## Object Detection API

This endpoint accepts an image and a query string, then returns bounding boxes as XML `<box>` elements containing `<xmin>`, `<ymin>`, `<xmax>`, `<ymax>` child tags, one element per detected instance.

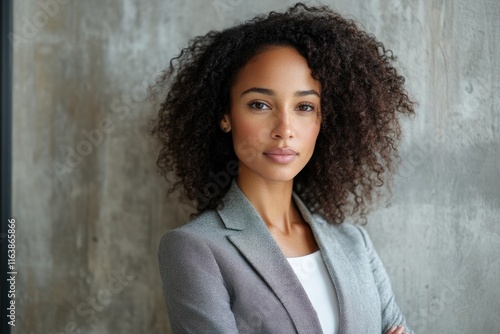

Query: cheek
<box><xmin>232</xmin><ymin>116</ymin><xmax>269</xmax><ymax>147</ymax></box>
<box><xmin>231</xmin><ymin>117</ymin><xmax>265</xmax><ymax>162</ymax></box>
<box><xmin>303</xmin><ymin>123</ymin><xmax>321</xmax><ymax>147</ymax></box>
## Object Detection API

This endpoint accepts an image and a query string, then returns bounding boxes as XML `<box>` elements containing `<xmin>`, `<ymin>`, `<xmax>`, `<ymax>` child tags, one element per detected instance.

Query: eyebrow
<box><xmin>240</xmin><ymin>87</ymin><xmax>320</xmax><ymax>98</ymax></box>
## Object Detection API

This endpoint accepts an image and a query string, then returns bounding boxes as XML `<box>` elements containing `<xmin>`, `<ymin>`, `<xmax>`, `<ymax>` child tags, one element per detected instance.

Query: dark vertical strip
<box><xmin>1</xmin><ymin>0</ymin><xmax>13</xmax><ymax>333</ymax></box>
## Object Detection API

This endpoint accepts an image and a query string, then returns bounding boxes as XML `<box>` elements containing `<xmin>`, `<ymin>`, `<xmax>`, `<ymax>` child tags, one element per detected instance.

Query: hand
<box><xmin>386</xmin><ymin>325</ymin><xmax>408</xmax><ymax>334</ymax></box>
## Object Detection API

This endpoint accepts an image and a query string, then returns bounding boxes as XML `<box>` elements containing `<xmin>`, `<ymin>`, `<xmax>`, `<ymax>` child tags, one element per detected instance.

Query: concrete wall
<box><xmin>11</xmin><ymin>0</ymin><xmax>499</xmax><ymax>333</ymax></box>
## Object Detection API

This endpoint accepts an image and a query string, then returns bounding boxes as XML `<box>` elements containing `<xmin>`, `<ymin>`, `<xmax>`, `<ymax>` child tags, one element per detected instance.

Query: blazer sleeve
<box><xmin>158</xmin><ymin>229</ymin><xmax>239</xmax><ymax>334</ymax></box>
<box><xmin>356</xmin><ymin>226</ymin><xmax>415</xmax><ymax>334</ymax></box>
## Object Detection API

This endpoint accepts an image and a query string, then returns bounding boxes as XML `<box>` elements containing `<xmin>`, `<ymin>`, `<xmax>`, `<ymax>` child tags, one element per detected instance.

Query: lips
<box><xmin>263</xmin><ymin>147</ymin><xmax>298</xmax><ymax>164</ymax></box>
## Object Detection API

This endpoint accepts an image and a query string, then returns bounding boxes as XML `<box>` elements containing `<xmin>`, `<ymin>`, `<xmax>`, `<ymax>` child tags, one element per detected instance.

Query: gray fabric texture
<box><xmin>158</xmin><ymin>180</ymin><xmax>413</xmax><ymax>334</ymax></box>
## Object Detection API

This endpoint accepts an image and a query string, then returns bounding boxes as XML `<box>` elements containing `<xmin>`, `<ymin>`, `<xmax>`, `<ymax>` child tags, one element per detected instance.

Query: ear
<box><xmin>219</xmin><ymin>114</ymin><xmax>232</xmax><ymax>133</ymax></box>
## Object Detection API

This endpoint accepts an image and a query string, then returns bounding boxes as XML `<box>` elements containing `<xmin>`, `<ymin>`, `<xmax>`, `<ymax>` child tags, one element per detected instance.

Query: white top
<box><xmin>287</xmin><ymin>250</ymin><xmax>340</xmax><ymax>334</ymax></box>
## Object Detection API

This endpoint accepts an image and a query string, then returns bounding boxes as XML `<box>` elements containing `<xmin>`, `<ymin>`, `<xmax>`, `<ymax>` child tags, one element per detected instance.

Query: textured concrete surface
<box><xmin>11</xmin><ymin>0</ymin><xmax>499</xmax><ymax>333</ymax></box>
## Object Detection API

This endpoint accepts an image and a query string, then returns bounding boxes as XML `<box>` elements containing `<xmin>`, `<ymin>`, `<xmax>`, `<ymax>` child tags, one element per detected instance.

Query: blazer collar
<box><xmin>216</xmin><ymin>180</ymin><xmax>323</xmax><ymax>333</ymax></box>
<box><xmin>293</xmin><ymin>191</ymin><xmax>366</xmax><ymax>333</ymax></box>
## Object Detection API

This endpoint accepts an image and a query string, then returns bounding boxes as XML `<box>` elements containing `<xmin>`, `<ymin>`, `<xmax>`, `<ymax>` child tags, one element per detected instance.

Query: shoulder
<box><xmin>166</xmin><ymin>209</ymin><xmax>223</xmax><ymax>234</ymax></box>
<box><xmin>158</xmin><ymin>209</ymin><xmax>228</xmax><ymax>256</ymax></box>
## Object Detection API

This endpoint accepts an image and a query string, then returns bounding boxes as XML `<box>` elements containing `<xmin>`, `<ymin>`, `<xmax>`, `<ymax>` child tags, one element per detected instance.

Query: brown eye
<box><xmin>248</xmin><ymin>101</ymin><xmax>270</xmax><ymax>110</ymax></box>
<box><xmin>297</xmin><ymin>103</ymin><xmax>315</xmax><ymax>112</ymax></box>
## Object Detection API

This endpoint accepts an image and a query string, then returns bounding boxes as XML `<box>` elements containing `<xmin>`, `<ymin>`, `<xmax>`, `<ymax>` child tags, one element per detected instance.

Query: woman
<box><xmin>153</xmin><ymin>3</ymin><xmax>415</xmax><ymax>333</ymax></box>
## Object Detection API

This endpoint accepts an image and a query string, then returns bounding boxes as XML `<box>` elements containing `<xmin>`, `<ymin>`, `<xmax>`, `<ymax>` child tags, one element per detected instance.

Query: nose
<box><xmin>271</xmin><ymin>111</ymin><xmax>295</xmax><ymax>139</ymax></box>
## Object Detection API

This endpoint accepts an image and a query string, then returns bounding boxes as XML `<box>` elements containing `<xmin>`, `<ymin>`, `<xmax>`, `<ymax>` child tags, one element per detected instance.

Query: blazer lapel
<box><xmin>293</xmin><ymin>192</ymin><xmax>366</xmax><ymax>334</ymax></box>
<box><xmin>217</xmin><ymin>181</ymin><xmax>323</xmax><ymax>334</ymax></box>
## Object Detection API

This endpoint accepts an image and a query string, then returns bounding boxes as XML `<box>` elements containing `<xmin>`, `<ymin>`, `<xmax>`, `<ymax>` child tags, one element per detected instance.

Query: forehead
<box><xmin>231</xmin><ymin>46</ymin><xmax>321</xmax><ymax>94</ymax></box>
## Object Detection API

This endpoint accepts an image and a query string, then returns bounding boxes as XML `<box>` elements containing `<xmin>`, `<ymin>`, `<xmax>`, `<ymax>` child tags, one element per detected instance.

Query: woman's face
<box><xmin>224</xmin><ymin>46</ymin><xmax>321</xmax><ymax>184</ymax></box>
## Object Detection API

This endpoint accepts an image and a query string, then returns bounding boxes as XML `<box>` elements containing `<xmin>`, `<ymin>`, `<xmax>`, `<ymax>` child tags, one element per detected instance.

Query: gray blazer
<box><xmin>158</xmin><ymin>181</ymin><xmax>413</xmax><ymax>334</ymax></box>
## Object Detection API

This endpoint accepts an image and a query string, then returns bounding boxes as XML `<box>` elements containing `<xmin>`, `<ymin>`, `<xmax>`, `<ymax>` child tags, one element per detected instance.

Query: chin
<box><xmin>238</xmin><ymin>158</ymin><xmax>309</xmax><ymax>183</ymax></box>
<box><xmin>257</xmin><ymin>167</ymin><xmax>303</xmax><ymax>183</ymax></box>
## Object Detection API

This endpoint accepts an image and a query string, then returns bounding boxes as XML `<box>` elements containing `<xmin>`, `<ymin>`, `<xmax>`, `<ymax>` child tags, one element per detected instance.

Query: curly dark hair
<box><xmin>151</xmin><ymin>2</ymin><xmax>415</xmax><ymax>224</ymax></box>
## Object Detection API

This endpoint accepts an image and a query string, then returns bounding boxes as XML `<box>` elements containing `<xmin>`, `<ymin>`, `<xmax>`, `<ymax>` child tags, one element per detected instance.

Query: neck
<box><xmin>236</xmin><ymin>175</ymin><xmax>300</xmax><ymax>233</ymax></box>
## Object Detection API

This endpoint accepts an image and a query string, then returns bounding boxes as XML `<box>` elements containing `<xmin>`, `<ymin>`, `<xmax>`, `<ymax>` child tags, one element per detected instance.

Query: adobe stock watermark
<box><xmin>50</xmin><ymin>266</ymin><xmax>136</xmax><ymax>334</ymax></box>
<box><xmin>213</xmin><ymin>0</ymin><xmax>243</xmax><ymax>21</ymax></box>
<box><xmin>405</xmin><ymin>215</ymin><xmax>491</xmax><ymax>332</ymax></box>
<box><xmin>397</xmin><ymin>73</ymin><xmax>492</xmax><ymax>180</ymax></box>
<box><xmin>407</xmin><ymin>278</ymin><xmax>467</xmax><ymax>332</ymax></box>
<box><xmin>174</xmin><ymin>159</ymin><xmax>239</xmax><ymax>221</ymax></box>
<box><xmin>51</xmin><ymin>63</ymin><xmax>162</xmax><ymax>182</ymax></box>
<box><xmin>8</xmin><ymin>0</ymin><xmax>71</xmax><ymax>52</ymax></box>
<box><xmin>175</xmin><ymin>124</ymin><xmax>277</xmax><ymax>220</ymax></box>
